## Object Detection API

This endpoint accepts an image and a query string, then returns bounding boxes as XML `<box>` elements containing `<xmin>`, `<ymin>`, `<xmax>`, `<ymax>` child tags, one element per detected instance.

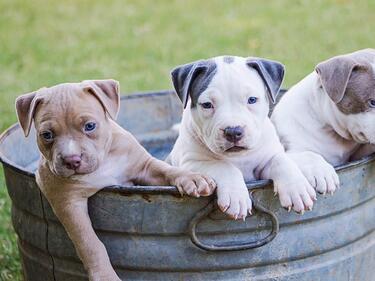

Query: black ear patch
<box><xmin>171</xmin><ymin>60</ymin><xmax>217</xmax><ymax>108</ymax></box>
<box><xmin>246</xmin><ymin>58</ymin><xmax>285</xmax><ymax>104</ymax></box>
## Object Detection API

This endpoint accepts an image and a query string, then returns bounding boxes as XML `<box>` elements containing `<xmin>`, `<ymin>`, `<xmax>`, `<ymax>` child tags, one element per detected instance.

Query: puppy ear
<box><xmin>246</xmin><ymin>58</ymin><xmax>285</xmax><ymax>104</ymax></box>
<box><xmin>171</xmin><ymin>60</ymin><xmax>211</xmax><ymax>108</ymax></box>
<box><xmin>82</xmin><ymin>79</ymin><xmax>120</xmax><ymax>120</ymax></box>
<box><xmin>15</xmin><ymin>91</ymin><xmax>42</xmax><ymax>137</ymax></box>
<box><xmin>315</xmin><ymin>57</ymin><xmax>359</xmax><ymax>103</ymax></box>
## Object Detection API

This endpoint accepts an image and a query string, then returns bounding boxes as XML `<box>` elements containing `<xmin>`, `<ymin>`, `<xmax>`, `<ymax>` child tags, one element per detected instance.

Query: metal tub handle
<box><xmin>188</xmin><ymin>188</ymin><xmax>279</xmax><ymax>251</ymax></box>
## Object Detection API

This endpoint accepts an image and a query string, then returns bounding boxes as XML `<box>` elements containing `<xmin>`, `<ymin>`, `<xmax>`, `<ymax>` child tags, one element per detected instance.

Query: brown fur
<box><xmin>15</xmin><ymin>80</ymin><xmax>216</xmax><ymax>281</ymax></box>
<box><xmin>315</xmin><ymin>48</ymin><xmax>375</xmax><ymax>114</ymax></box>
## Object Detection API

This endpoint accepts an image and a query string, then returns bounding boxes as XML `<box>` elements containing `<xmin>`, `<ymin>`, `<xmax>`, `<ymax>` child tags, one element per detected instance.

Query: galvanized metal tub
<box><xmin>1</xmin><ymin>90</ymin><xmax>375</xmax><ymax>281</ymax></box>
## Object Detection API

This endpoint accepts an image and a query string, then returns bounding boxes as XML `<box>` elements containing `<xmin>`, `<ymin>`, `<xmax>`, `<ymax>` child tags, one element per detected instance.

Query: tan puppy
<box><xmin>15</xmin><ymin>80</ymin><xmax>216</xmax><ymax>281</ymax></box>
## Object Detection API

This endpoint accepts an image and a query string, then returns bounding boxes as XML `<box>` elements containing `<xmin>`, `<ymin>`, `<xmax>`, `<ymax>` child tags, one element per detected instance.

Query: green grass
<box><xmin>1</xmin><ymin>0</ymin><xmax>375</xmax><ymax>279</ymax></box>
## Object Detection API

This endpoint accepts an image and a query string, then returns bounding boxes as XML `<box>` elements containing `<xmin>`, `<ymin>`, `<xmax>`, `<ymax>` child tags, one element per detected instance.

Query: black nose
<box><xmin>223</xmin><ymin>126</ymin><xmax>244</xmax><ymax>142</ymax></box>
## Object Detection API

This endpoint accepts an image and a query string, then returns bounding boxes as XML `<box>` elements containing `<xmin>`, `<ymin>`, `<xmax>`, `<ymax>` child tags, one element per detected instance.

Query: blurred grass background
<box><xmin>1</xmin><ymin>0</ymin><xmax>375</xmax><ymax>279</ymax></box>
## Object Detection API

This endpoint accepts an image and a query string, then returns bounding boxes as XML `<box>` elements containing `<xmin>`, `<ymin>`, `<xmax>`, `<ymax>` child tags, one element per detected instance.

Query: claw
<box><xmin>308</xmin><ymin>205</ymin><xmax>313</xmax><ymax>211</ymax></box>
<box><xmin>220</xmin><ymin>205</ymin><xmax>229</xmax><ymax>212</ymax></box>
<box><xmin>287</xmin><ymin>206</ymin><xmax>292</xmax><ymax>212</ymax></box>
<box><xmin>300</xmin><ymin>210</ymin><xmax>305</xmax><ymax>215</ymax></box>
<box><xmin>176</xmin><ymin>186</ymin><xmax>184</xmax><ymax>197</ymax></box>
<box><xmin>274</xmin><ymin>191</ymin><xmax>278</xmax><ymax>197</ymax></box>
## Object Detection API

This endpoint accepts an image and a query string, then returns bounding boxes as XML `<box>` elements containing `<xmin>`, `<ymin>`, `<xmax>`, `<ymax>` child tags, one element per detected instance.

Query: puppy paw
<box><xmin>217</xmin><ymin>186</ymin><xmax>252</xmax><ymax>220</ymax></box>
<box><xmin>174</xmin><ymin>173</ymin><xmax>216</xmax><ymax>197</ymax></box>
<box><xmin>275</xmin><ymin>176</ymin><xmax>316</xmax><ymax>214</ymax></box>
<box><xmin>301</xmin><ymin>161</ymin><xmax>339</xmax><ymax>195</ymax></box>
<box><xmin>290</xmin><ymin>152</ymin><xmax>340</xmax><ymax>196</ymax></box>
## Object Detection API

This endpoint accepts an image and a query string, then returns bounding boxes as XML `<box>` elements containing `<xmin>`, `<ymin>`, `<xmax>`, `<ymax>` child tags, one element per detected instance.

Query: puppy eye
<box><xmin>201</xmin><ymin>102</ymin><xmax>214</xmax><ymax>109</ymax></box>
<box><xmin>40</xmin><ymin>131</ymin><xmax>54</xmax><ymax>141</ymax></box>
<box><xmin>248</xmin><ymin>97</ymin><xmax>258</xmax><ymax>104</ymax></box>
<box><xmin>84</xmin><ymin>122</ymin><xmax>96</xmax><ymax>132</ymax></box>
<box><xmin>368</xmin><ymin>99</ymin><xmax>375</xmax><ymax>108</ymax></box>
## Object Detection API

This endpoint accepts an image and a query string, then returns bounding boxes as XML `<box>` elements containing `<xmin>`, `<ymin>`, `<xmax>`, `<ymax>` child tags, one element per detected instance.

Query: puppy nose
<box><xmin>223</xmin><ymin>126</ymin><xmax>244</xmax><ymax>142</ymax></box>
<box><xmin>63</xmin><ymin>155</ymin><xmax>82</xmax><ymax>170</ymax></box>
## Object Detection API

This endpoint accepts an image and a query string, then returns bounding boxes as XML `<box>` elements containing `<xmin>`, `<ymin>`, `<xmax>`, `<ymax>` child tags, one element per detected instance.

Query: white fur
<box><xmin>65</xmin><ymin>139</ymin><xmax>81</xmax><ymax>157</ymax></box>
<box><xmin>272</xmin><ymin>72</ymin><xmax>375</xmax><ymax>195</ymax></box>
<box><xmin>170</xmin><ymin>57</ymin><xmax>316</xmax><ymax>219</ymax></box>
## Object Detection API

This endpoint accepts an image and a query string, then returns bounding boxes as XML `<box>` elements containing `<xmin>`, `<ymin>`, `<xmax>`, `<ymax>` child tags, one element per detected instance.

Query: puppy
<box><xmin>272</xmin><ymin>49</ymin><xmax>375</xmax><ymax>195</ymax></box>
<box><xmin>15</xmin><ymin>80</ymin><xmax>216</xmax><ymax>281</ymax></box>
<box><xmin>168</xmin><ymin>56</ymin><xmax>316</xmax><ymax>220</ymax></box>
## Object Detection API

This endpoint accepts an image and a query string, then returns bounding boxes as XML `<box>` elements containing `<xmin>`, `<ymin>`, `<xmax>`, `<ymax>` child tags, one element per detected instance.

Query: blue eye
<box><xmin>369</xmin><ymin>99</ymin><xmax>375</xmax><ymax>108</ymax></box>
<box><xmin>248</xmin><ymin>97</ymin><xmax>258</xmax><ymax>104</ymax></box>
<box><xmin>84</xmin><ymin>122</ymin><xmax>96</xmax><ymax>132</ymax></box>
<box><xmin>41</xmin><ymin>131</ymin><xmax>54</xmax><ymax>141</ymax></box>
<box><xmin>201</xmin><ymin>102</ymin><xmax>214</xmax><ymax>109</ymax></box>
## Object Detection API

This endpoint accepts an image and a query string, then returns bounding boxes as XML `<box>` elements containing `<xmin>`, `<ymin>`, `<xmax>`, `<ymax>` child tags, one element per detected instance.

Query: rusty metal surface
<box><xmin>0</xmin><ymin>90</ymin><xmax>375</xmax><ymax>281</ymax></box>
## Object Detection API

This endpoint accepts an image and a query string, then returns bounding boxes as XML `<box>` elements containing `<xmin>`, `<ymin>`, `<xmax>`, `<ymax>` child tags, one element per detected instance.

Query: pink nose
<box><xmin>63</xmin><ymin>155</ymin><xmax>82</xmax><ymax>170</ymax></box>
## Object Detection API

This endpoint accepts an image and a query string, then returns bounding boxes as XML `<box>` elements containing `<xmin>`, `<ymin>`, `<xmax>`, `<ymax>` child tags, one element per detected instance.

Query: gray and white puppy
<box><xmin>272</xmin><ymin>49</ymin><xmax>375</xmax><ymax>195</ymax></box>
<box><xmin>168</xmin><ymin>56</ymin><xmax>317</xmax><ymax>220</ymax></box>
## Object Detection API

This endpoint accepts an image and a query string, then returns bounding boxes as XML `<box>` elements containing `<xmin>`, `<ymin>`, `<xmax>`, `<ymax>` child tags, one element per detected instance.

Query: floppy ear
<box><xmin>246</xmin><ymin>58</ymin><xmax>285</xmax><ymax>104</ymax></box>
<box><xmin>82</xmin><ymin>79</ymin><xmax>120</xmax><ymax>120</ymax></box>
<box><xmin>315</xmin><ymin>57</ymin><xmax>359</xmax><ymax>103</ymax></box>
<box><xmin>15</xmin><ymin>91</ymin><xmax>43</xmax><ymax>137</ymax></box>
<box><xmin>171</xmin><ymin>60</ymin><xmax>209</xmax><ymax>108</ymax></box>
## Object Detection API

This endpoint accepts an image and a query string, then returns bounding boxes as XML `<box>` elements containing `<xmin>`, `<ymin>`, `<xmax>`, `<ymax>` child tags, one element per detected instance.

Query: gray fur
<box><xmin>223</xmin><ymin>56</ymin><xmax>235</xmax><ymax>64</ymax></box>
<box><xmin>171</xmin><ymin>60</ymin><xmax>217</xmax><ymax>108</ymax></box>
<box><xmin>315</xmin><ymin>49</ymin><xmax>375</xmax><ymax>114</ymax></box>
<box><xmin>246</xmin><ymin>58</ymin><xmax>285</xmax><ymax>104</ymax></box>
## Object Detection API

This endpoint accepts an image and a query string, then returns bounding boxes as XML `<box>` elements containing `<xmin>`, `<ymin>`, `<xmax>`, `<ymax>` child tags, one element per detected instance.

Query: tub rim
<box><xmin>1</xmin><ymin>91</ymin><xmax>374</xmax><ymax>196</ymax></box>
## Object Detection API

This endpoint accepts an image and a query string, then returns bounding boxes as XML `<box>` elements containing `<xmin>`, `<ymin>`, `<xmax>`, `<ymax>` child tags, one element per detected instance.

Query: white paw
<box><xmin>175</xmin><ymin>173</ymin><xmax>217</xmax><ymax>197</ymax></box>
<box><xmin>301</xmin><ymin>162</ymin><xmax>340</xmax><ymax>195</ymax></box>
<box><xmin>275</xmin><ymin>176</ymin><xmax>316</xmax><ymax>214</ymax></box>
<box><xmin>217</xmin><ymin>185</ymin><xmax>252</xmax><ymax>220</ymax></box>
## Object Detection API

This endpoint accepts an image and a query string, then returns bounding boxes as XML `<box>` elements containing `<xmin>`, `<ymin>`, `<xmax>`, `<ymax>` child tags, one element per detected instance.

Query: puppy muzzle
<box><xmin>51</xmin><ymin>153</ymin><xmax>99</xmax><ymax>177</ymax></box>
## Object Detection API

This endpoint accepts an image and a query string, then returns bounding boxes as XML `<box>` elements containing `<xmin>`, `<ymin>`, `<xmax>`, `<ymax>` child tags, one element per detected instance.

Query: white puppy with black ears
<box><xmin>168</xmin><ymin>56</ymin><xmax>317</xmax><ymax>219</ymax></box>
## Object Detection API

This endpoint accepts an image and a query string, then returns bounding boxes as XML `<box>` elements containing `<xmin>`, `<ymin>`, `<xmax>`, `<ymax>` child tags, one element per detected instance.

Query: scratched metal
<box><xmin>0</xmin><ymin>90</ymin><xmax>374</xmax><ymax>281</ymax></box>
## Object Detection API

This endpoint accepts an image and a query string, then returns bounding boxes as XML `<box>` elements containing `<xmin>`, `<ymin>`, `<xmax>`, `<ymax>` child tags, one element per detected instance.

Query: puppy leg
<box><xmin>123</xmin><ymin>133</ymin><xmax>216</xmax><ymax>197</ymax></box>
<box><xmin>180</xmin><ymin>160</ymin><xmax>252</xmax><ymax>220</ymax></box>
<box><xmin>51</xmin><ymin>197</ymin><xmax>121</xmax><ymax>281</ymax></box>
<box><xmin>262</xmin><ymin>153</ymin><xmax>316</xmax><ymax>213</ymax></box>
<box><xmin>288</xmin><ymin>151</ymin><xmax>340</xmax><ymax>195</ymax></box>
<box><xmin>139</xmin><ymin>157</ymin><xmax>217</xmax><ymax>197</ymax></box>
